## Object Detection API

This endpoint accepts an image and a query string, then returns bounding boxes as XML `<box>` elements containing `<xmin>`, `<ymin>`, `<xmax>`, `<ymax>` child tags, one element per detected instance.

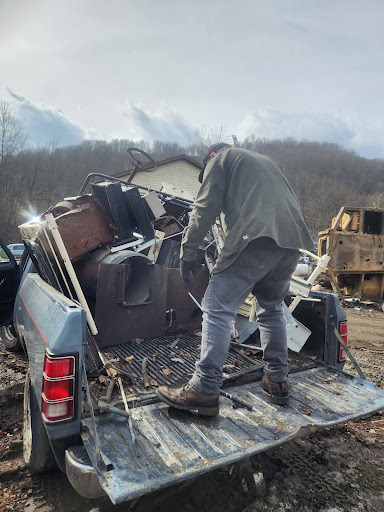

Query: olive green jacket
<box><xmin>180</xmin><ymin>148</ymin><xmax>315</xmax><ymax>273</ymax></box>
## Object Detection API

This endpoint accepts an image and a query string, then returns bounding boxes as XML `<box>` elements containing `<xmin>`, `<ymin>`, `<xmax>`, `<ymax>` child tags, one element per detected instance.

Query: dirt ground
<box><xmin>1</xmin><ymin>306</ymin><xmax>383</xmax><ymax>512</ymax></box>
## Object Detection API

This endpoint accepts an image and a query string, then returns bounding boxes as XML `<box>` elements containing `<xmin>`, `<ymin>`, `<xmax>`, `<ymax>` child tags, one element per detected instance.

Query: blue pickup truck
<box><xmin>1</xmin><ymin>175</ymin><xmax>384</xmax><ymax>506</ymax></box>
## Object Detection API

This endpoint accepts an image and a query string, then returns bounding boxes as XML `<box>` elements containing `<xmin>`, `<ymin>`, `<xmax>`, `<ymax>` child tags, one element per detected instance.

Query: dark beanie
<box><xmin>198</xmin><ymin>143</ymin><xmax>231</xmax><ymax>183</ymax></box>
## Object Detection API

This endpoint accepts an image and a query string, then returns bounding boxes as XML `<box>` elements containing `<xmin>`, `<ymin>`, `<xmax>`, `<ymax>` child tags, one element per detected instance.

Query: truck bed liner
<box><xmin>81</xmin><ymin>367</ymin><xmax>384</xmax><ymax>504</ymax></box>
<box><xmin>98</xmin><ymin>332</ymin><xmax>317</xmax><ymax>389</ymax></box>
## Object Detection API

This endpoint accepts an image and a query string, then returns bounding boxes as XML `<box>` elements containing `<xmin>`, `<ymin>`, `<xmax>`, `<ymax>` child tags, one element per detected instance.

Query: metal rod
<box><xmin>299</xmin><ymin>249</ymin><xmax>320</xmax><ymax>262</ymax></box>
<box><xmin>230</xmin><ymin>342</ymin><xmax>263</xmax><ymax>352</ymax></box>
<box><xmin>188</xmin><ymin>292</ymin><xmax>203</xmax><ymax>311</ymax></box>
<box><xmin>331</xmin><ymin>324</ymin><xmax>366</xmax><ymax>379</ymax></box>
<box><xmin>142</xmin><ymin>357</ymin><xmax>150</xmax><ymax>389</ymax></box>
<box><xmin>118</xmin><ymin>376</ymin><xmax>139</xmax><ymax>456</ymax></box>
<box><xmin>98</xmin><ymin>400</ymin><xmax>130</xmax><ymax>418</ymax></box>
<box><xmin>230</xmin><ymin>344</ymin><xmax>260</xmax><ymax>365</ymax></box>
<box><xmin>219</xmin><ymin>390</ymin><xmax>255</xmax><ymax>411</ymax></box>
<box><xmin>118</xmin><ymin>376</ymin><xmax>130</xmax><ymax>412</ymax></box>
<box><xmin>82</xmin><ymin>359</ymin><xmax>101</xmax><ymax>464</ymax></box>
<box><xmin>105</xmin><ymin>379</ymin><xmax>115</xmax><ymax>402</ymax></box>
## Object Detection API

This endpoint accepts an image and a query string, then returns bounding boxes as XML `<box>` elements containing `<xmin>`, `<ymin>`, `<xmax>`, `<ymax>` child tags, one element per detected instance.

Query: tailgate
<box><xmin>81</xmin><ymin>368</ymin><xmax>384</xmax><ymax>504</ymax></box>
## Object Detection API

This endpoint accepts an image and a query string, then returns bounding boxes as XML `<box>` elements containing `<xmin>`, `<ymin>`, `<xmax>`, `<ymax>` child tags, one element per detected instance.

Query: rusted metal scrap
<box><xmin>318</xmin><ymin>206</ymin><xmax>384</xmax><ymax>303</ymax></box>
<box><xmin>219</xmin><ymin>390</ymin><xmax>255</xmax><ymax>411</ymax></box>
<box><xmin>142</xmin><ymin>357</ymin><xmax>150</xmax><ymax>389</ymax></box>
<box><xmin>50</xmin><ymin>196</ymin><xmax>115</xmax><ymax>261</ymax></box>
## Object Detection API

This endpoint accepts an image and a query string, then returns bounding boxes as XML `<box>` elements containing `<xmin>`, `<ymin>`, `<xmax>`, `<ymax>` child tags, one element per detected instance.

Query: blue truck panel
<box><xmin>15</xmin><ymin>273</ymin><xmax>85</xmax><ymax>440</ymax></box>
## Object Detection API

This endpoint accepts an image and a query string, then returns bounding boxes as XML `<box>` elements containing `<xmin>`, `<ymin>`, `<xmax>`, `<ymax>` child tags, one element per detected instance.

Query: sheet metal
<box><xmin>95</xmin><ymin>263</ymin><xmax>168</xmax><ymax>347</ymax></box>
<box><xmin>50</xmin><ymin>196</ymin><xmax>115</xmax><ymax>261</ymax></box>
<box><xmin>166</xmin><ymin>268</ymin><xmax>209</xmax><ymax>332</ymax></box>
<box><xmin>81</xmin><ymin>367</ymin><xmax>384</xmax><ymax>504</ymax></box>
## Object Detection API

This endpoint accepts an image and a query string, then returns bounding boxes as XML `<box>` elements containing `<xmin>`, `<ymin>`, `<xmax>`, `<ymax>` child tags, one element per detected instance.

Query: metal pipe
<box><xmin>299</xmin><ymin>249</ymin><xmax>320</xmax><ymax>262</ymax></box>
<box><xmin>117</xmin><ymin>376</ymin><xmax>138</xmax><ymax>456</ymax></box>
<box><xmin>98</xmin><ymin>400</ymin><xmax>130</xmax><ymax>418</ymax></box>
<box><xmin>219</xmin><ymin>390</ymin><xmax>255</xmax><ymax>411</ymax></box>
<box><xmin>188</xmin><ymin>292</ymin><xmax>203</xmax><ymax>311</ymax></box>
<box><xmin>331</xmin><ymin>324</ymin><xmax>366</xmax><ymax>379</ymax></box>
<box><xmin>230</xmin><ymin>342</ymin><xmax>263</xmax><ymax>352</ymax></box>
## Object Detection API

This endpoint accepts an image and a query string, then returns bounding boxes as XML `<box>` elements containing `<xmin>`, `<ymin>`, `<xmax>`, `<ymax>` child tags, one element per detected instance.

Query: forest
<box><xmin>1</xmin><ymin>100</ymin><xmax>383</xmax><ymax>244</ymax></box>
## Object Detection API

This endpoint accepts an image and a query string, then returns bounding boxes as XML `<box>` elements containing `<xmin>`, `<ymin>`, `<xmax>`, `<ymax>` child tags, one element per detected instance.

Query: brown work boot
<box><xmin>261</xmin><ymin>374</ymin><xmax>289</xmax><ymax>405</ymax></box>
<box><xmin>155</xmin><ymin>383</ymin><xmax>219</xmax><ymax>416</ymax></box>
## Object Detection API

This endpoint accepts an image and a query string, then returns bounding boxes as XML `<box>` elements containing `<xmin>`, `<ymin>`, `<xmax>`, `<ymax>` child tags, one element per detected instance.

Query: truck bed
<box><xmin>81</xmin><ymin>366</ymin><xmax>384</xmax><ymax>504</ymax></box>
<box><xmin>96</xmin><ymin>332</ymin><xmax>318</xmax><ymax>391</ymax></box>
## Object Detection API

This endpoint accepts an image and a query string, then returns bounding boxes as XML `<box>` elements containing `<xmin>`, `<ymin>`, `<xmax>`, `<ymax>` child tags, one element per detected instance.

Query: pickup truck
<box><xmin>1</xmin><ymin>171</ymin><xmax>384</xmax><ymax>506</ymax></box>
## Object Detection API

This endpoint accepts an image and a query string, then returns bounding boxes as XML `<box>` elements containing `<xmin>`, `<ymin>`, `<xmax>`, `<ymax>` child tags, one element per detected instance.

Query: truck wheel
<box><xmin>0</xmin><ymin>325</ymin><xmax>22</xmax><ymax>352</ymax></box>
<box><xmin>23</xmin><ymin>371</ymin><xmax>55</xmax><ymax>472</ymax></box>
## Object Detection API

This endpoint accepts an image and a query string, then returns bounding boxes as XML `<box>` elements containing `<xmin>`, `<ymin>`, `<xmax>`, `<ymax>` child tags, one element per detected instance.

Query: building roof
<box><xmin>113</xmin><ymin>154</ymin><xmax>202</xmax><ymax>179</ymax></box>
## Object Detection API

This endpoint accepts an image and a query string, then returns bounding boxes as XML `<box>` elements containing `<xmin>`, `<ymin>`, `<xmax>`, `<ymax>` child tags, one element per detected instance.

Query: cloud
<box><xmin>237</xmin><ymin>107</ymin><xmax>384</xmax><ymax>159</ymax></box>
<box><xmin>121</xmin><ymin>101</ymin><xmax>192</xmax><ymax>144</ymax></box>
<box><xmin>3</xmin><ymin>88</ymin><xmax>85</xmax><ymax>147</ymax></box>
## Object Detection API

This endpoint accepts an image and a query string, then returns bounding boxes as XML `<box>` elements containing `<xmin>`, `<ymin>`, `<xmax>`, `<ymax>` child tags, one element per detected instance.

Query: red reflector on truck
<box><xmin>44</xmin><ymin>356</ymin><xmax>74</xmax><ymax>378</ymax></box>
<box><xmin>42</xmin><ymin>354</ymin><xmax>76</xmax><ymax>423</ymax></box>
<box><xmin>339</xmin><ymin>321</ymin><xmax>347</xmax><ymax>361</ymax></box>
<box><xmin>42</xmin><ymin>378</ymin><xmax>74</xmax><ymax>401</ymax></box>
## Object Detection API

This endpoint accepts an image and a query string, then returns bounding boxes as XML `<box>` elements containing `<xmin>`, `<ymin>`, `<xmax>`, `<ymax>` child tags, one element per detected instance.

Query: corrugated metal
<box><xmin>120</xmin><ymin>161</ymin><xmax>201</xmax><ymax>198</ymax></box>
<box><xmin>81</xmin><ymin>368</ymin><xmax>384</xmax><ymax>504</ymax></box>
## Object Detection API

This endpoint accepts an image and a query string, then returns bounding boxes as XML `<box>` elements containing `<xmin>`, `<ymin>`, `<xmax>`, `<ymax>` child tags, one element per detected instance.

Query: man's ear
<box><xmin>210</xmin><ymin>152</ymin><xmax>217</xmax><ymax>160</ymax></box>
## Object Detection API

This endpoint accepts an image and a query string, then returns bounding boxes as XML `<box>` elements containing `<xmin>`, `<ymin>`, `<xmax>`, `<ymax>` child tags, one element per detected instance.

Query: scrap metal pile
<box><xmin>19</xmin><ymin>177</ymin><xmax>212</xmax><ymax>348</ymax></box>
<box><xmin>318</xmin><ymin>206</ymin><xmax>384</xmax><ymax>308</ymax></box>
<box><xmin>18</xmin><ymin>168</ymin><xmax>328</xmax><ymax>399</ymax></box>
<box><xmin>18</xmin><ymin>175</ymin><xmax>280</xmax><ymax>398</ymax></box>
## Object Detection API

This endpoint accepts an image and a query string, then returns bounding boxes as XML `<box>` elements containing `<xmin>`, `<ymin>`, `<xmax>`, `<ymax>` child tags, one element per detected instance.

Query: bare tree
<box><xmin>0</xmin><ymin>101</ymin><xmax>27</xmax><ymax>168</ymax></box>
<box><xmin>187</xmin><ymin>124</ymin><xmax>230</xmax><ymax>156</ymax></box>
<box><xmin>0</xmin><ymin>101</ymin><xmax>28</xmax><ymax>241</ymax></box>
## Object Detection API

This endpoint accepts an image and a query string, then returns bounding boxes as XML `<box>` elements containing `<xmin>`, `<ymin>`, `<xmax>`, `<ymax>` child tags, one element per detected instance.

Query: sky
<box><xmin>1</xmin><ymin>0</ymin><xmax>384</xmax><ymax>158</ymax></box>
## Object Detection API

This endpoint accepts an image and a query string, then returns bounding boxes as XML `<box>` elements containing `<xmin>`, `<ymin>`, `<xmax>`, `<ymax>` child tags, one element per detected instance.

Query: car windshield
<box><xmin>0</xmin><ymin>246</ymin><xmax>10</xmax><ymax>263</ymax></box>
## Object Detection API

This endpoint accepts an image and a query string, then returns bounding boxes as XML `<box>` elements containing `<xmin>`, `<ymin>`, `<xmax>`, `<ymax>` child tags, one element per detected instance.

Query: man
<box><xmin>156</xmin><ymin>144</ymin><xmax>315</xmax><ymax>416</ymax></box>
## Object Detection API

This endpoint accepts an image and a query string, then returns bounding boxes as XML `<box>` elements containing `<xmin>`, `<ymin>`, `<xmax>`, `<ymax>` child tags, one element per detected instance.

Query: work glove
<box><xmin>180</xmin><ymin>259</ymin><xmax>196</xmax><ymax>286</ymax></box>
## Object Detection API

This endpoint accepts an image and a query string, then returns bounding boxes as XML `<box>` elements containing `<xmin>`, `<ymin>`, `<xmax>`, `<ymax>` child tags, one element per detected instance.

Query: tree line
<box><xmin>1</xmin><ymin>101</ymin><xmax>383</xmax><ymax>244</ymax></box>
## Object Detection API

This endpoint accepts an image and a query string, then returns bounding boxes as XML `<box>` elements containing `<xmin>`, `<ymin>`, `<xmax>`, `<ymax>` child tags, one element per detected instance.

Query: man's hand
<box><xmin>180</xmin><ymin>259</ymin><xmax>196</xmax><ymax>286</ymax></box>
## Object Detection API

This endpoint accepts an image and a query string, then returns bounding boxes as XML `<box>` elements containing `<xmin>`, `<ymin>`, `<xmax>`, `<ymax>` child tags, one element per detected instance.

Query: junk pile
<box><xmin>18</xmin><ymin>177</ymin><xmax>212</xmax><ymax>348</ymax></box>
<box><xmin>18</xmin><ymin>169</ymin><xmax>328</xmax><ymax>354</ymax></box>
<box><xmin>318</xmin><ymin>206</ymin><xmax>384</xmax><ymax>310</ymax></box>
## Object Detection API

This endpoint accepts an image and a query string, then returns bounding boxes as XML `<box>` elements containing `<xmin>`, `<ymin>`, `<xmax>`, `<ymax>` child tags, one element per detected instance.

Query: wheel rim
<box><xmin>3</xmin><ymin>325</ymin><xmax>16</xmax><ymax>341</ymax></box>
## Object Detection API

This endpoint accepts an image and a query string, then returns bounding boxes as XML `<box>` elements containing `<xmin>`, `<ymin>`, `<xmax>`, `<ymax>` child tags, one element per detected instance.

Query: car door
<box><xmin>0</xmin><ymin>237</ymin><xmax>19</xmax><ymax>326</ymax></box>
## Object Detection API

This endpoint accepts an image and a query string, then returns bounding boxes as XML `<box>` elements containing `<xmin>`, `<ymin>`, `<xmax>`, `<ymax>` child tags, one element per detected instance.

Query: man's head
<box><xmin>199</xmin><ymin>143</ymin><xmax>231</xmax><ymax>183</ymax></box>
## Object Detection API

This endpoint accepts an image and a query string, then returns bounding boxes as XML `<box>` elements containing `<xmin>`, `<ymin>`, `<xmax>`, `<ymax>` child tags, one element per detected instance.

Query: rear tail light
<box><xmin>338</xmin><ymin>321</ymin><xmax>347</xmax><ymax>362</ymax></box>
<box><xmin>42</xmin><ymin>354</ymin><xmax>75</xmax><ymax>423</ymax></box>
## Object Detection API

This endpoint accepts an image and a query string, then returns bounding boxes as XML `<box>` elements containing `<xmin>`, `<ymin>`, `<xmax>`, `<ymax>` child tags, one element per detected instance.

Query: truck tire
<box><xmin>23</xmin><ymin>371</ymin><xmax>55</xmax><ymax>472</ymax></box>
<box><xmin>0</xmin><ymin>325</ymin><xmax>22</xmax><ymax>352</ymax></box>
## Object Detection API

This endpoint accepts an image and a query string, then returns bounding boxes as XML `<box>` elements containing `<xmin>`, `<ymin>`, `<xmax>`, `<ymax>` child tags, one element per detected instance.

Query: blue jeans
<box><xmin>189</xmin><ymin>238</ymin><xmax>300</xmax><ymax>394</ymax></box>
